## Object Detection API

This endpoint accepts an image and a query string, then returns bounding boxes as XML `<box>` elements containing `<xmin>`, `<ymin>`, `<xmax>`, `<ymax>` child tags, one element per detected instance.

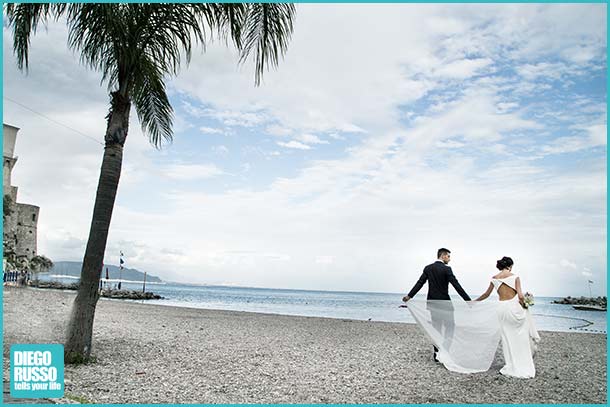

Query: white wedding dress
<box><xmin>492</xmin><ymin>274</ymin><xmax>540</xmax><ymax>378</ymax></box>
<box><xmin>406</xmin><ymin>274</ymin><xmax>540</xmax><ymax>378</ymax></box>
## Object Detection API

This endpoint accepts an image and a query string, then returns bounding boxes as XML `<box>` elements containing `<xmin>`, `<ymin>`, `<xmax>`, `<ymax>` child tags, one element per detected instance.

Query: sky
<box><xmin>2</xmin><ymin>4</ymin><xmax>607</xmax><ymax>297</ymax></box>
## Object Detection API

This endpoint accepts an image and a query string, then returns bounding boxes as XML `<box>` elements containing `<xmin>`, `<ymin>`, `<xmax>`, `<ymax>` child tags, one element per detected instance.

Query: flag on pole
<box><xmin>118</xmin><ymin>251</ymin><xmax>124</xmax><ymax>290</ymax></box>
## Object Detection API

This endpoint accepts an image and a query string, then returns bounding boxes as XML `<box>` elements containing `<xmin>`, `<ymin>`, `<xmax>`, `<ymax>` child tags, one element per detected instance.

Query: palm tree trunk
<box><xmin>64</xmin><ymin>92</ymin><xmax>130</xmax><ymax>364</ymax></box>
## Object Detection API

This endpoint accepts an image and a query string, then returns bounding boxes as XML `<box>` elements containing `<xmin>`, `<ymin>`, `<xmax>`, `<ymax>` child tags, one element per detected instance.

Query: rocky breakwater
<box><xmin>31</xmin><ymin>280</ymin><xmax>79</xmax><ymax>290</ymax></box>
<box><xmin>30</xmin><ymin>280</ymin><xmax>163</xmax><ymax>300</ymax></box>
<box><xmin>552</xmin><ymin>296</ymin><xmax>607</xmax><ymax>308</ymax></box>
<box><xmin>100</xmin><ymin>288</ymin><xmax>164</xmax><ymax>300</ymax></box>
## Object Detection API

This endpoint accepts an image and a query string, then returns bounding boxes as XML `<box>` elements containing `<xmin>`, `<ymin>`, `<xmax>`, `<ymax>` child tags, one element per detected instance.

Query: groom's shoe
<box><xmin>433</xmin><ymin>345</ymin><xmax>439</xmax><ymax>363</ymax></box>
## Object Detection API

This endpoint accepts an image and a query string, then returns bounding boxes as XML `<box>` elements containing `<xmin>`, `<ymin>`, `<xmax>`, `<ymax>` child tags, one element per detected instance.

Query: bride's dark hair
<box><xmin>496</xmin><ymin>256</ymin><xmax>514</xmax><ymax>270</ymax></box>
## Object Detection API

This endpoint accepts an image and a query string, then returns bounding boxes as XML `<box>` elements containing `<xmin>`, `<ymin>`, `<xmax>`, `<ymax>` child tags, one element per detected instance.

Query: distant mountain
<box><xmin>49</xmin><ymin>261</ymin><xmax>162</xmax><ymax>283</ymax></box>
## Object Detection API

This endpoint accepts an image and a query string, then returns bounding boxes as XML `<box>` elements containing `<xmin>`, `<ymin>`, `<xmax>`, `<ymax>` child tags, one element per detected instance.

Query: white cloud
<box><xmin>265</xmin><ymin>125</ymin><xmax>293</xmax><ymax>137</ymax></box>
<box><xmin>174</xmin><ymin>4</ymin><xmax>442</xmax><ymax>135</ymax></box>
<box><xmin>561</xmin><ymin>44</ymin><xmax>600</xmax><ymax>64</ymax></box>
<box><xmin>541</xmin><ymin>123</ymin><xmax>607</xmax><ymax>155</ymax></box>
<box><xmin>164</xmin><ymin>164</ymin><xmax>224</xmax><ymax>180</ymax></box>
<box><xmin>200</xmin><ymin>126</ymin><xmax>223</xmax><ymax>134</ymax></box>
<box><xmin>435</xmin><ymin>140</ymin><xmax>466</xmax><ymax>149</ymax></box>
<box><xmin>560</xmin><ymin>259</ymin><xmax>578</xmax><ymax>269</ymax></box>
<box><xmin>586</xmin><ymin>124</ymin><xmax>607</xmax><ymax>146</ymax></box>
<box><xmin>315</xmin><ymin>256</ymin><xmax>335</xmax><ymax>265</ymax></box>
<box><xmin>218</xmin><ymin>111</ymin><xmax>267</xmax><ymax>127</ymax></box>
<box><xmin>405</xmin><ymin>89</ymin><xmax>541</xmax><ymax>150</ymax></box>
<box><xmin>297</xmin><ymin>134</ymin><xmax>329</xmax><ymax>145</ymax></box>
<box><xmin>213</xmin><ymin>145</ymin><xmax>229</xmax><ymax>155</ymax></box>
<box><xmin>434</xmin><ymin>57</ymin><xmax>494</xmax><ymax>79</ymax></box>
<box><xmin>277</xmin><ymin>140</ymin><xmax>311</xmax><ymax>150</ymax></box>
<box><xmin>185</xmin><ymin>104</ymin><xmax>268</xmax><ymax>128</ymax></box>
<box><xmin>328</xmin><ymin>133</ymin><xmax>346</xmax><ymax>140</ymax></box>
<box><xmin>496</xmin><ymin>102</ymin><xmax>519</xmax><ymax>112</ymax></box>
<box><xmin>516</xmin><ymin>62</ymin><xmax>573</xmax><ymax>81</ymax></box>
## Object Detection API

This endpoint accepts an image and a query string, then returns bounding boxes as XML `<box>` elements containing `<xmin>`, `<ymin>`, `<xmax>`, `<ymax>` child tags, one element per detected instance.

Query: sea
<box><xmin>42</xmin><ymin>275</ymin><xmax>607</xmax><ymax>334</ymax></box>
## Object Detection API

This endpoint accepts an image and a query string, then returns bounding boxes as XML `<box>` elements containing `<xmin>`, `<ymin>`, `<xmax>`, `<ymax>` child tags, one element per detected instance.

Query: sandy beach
<box><xmin>2</xmin><ymin>286</ymin><xmax>606</xmax><ymax>404</ymax></box>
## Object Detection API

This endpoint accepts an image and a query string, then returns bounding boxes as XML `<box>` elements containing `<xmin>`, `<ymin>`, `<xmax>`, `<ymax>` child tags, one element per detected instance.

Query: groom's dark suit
<box><xmin>407</xmin><ymin>260</ymin><xmax>471</xmax><ymax>301</ymax></box>
<box><xmin>407</xmin><ymin>260</ymin><xmax>471</xmax><ymax>358</ymax></box>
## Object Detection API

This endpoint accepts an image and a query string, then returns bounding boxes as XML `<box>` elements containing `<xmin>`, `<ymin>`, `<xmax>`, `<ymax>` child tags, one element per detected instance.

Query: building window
<box><xmin>32</xmin><ymin>214</ymin><xmax>36</xmax><ymax>222</ymax></box>
<box><xmin>29</xmin><ymin>230</ymin><xmax>32</xmax><ymax>234</ymax></box>
<box><xmin>17</xmin><ymin>222</ymin><xmax>22</xmax><ymax>226</ymax></box>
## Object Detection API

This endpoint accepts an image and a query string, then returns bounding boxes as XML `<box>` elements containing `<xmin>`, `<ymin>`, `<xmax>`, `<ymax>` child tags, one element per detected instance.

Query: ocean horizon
<box><xmin>40</xmin><ymin>274</ymin><xmax>607</xmax><ymax>335</ymax></box>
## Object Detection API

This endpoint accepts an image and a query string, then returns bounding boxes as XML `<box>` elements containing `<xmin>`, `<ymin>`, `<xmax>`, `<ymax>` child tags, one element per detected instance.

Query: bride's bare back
<box><xmin>475</xmin><ymin>270</ymin><xmax>524</xmax><ymax>304</ymax></box>
<box><xmin>494</xmin><ymin>272</ymin><xmax>518</xmax><ymax>301</ymax></box>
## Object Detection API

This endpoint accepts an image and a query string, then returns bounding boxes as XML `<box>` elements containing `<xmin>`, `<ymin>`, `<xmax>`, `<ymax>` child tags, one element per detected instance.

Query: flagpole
<box><xmin>588</xmin><ymin>280</ymin><xmax>593</xmax><ymax>297</ymax></box>
<box><xmin>99</xmin><ymin>263</ymin><xmax>104</xmax><ymax>292</ymax></box>
<box><xmin>119</xmin><ymin>251</ymin><xmax>124</xmax><ymax>291</ymax></box>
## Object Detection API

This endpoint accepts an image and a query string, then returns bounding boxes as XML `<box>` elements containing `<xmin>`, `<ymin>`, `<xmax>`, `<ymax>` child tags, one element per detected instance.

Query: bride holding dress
<box><xmin>474</xmin><ymin>256</ymin><xmax>540</xmax><ymax>378</ymax></box>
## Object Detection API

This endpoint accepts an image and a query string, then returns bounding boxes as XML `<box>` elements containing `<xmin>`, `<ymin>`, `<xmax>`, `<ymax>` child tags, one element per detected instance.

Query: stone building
<box><xmin>3</xmin><ymin>123</ymin><xmax>39</xmax><ymax>263</ymax></box>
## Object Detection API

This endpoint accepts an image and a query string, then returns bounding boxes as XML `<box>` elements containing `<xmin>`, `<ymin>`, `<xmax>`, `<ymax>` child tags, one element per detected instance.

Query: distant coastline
<box><xmin>49</xmin><ymin>261</ymin><xmax>162</xmax><ymax>283</ymax></box>
<box><xmin>47</xmin><ymin>274</ymin><xmax>166</xmax><ymax>285</ymax></box>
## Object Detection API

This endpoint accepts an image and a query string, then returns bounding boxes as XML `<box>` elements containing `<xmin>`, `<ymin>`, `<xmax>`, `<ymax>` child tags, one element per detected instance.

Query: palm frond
<box><xmin>136</xmin><ymin>5</ymin><xmax>206</xmax><ymax>74</ymax></box>
<box><xmin>131</xmin><ymin>56</ymin><xmax>173</xmax><ymax>148</ymax></box>
<box><xmin>239</xmin><ymin>4</ymin><xmax>296</xmax><ymax>85</ymax></box>
<box><xmin>5</xmin><ymin>3</ymin><xmax>68</xmax><ymax>70</ymax></box>
<box><xmin>6</xmin><ymin>3</ymin><xmax>297</xmax><ymax>145</ymax></box>
<box><xmin>65</xmin><ymin>4</ymin><xmax>122</xmax><ymax>90</ymax></box>
<box><xmin>192</xmin><ymin>3</ymin><xmax>247</xmax><ymax>49</ymax></box>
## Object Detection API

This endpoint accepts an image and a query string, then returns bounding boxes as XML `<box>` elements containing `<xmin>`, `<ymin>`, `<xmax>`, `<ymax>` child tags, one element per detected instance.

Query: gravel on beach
<box><xmin>2</xmin><ymin>287</ymin><xmax>607</xmax><ymax>404</ymax></box>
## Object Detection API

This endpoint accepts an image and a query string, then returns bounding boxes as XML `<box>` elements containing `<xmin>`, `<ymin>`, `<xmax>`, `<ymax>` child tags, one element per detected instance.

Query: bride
<box><xmin>474</xmin><ymin>256</ymin><xmax>540</xmax><ymax>378</ymax></box>
<box><xmin>405</xmin><ymin>256</ymin><xmax>540</xmax><ymax>377</ymax></box>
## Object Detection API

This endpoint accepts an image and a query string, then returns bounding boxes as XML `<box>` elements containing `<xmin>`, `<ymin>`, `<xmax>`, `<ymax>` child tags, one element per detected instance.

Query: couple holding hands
<box><xmin>401</xmin><ymin>248</ymin><xmax>540</xmax><ymax>378</ymax></box>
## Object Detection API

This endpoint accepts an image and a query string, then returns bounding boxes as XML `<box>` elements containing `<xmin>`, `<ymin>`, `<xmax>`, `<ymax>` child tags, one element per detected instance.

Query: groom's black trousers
<box><xmin>427</xmin><ymin>301</ymin><xmax>455</xmax><ymax>354</ymax></box>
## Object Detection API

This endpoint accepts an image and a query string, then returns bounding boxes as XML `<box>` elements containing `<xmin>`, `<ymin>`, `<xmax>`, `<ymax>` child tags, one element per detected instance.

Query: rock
<box><xmin>31</xmin><ymin>281</ymin><xmax>163</xmax><ymax>300</ymax></box>
<box><xmin>30</xmin><ymin>280</ymin><xmax>79</xmax><ymax>290</ymax></box>
<box><xmin>100</xmin><ymin>289</ymin><xmax>164</xmax><ymax>300</ymax></box>
<box><xmin>551</xmin><ymin>296</ymin><xmax>606</xmax><ymax>308</ymax></box>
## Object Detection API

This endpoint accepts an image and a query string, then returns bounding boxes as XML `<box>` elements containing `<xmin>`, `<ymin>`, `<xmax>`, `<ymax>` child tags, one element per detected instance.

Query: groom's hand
<box><xmin>402</xmin><ymin>295</ymin><xmax>410</xmax><ymax>302</ymax></box>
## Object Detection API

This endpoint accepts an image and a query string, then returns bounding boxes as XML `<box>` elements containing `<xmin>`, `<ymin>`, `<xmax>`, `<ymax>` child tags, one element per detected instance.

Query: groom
<box><xmin>402</xmin><ymin>248</ymin><xmax>471</xmax><ymax>361</ymax></box>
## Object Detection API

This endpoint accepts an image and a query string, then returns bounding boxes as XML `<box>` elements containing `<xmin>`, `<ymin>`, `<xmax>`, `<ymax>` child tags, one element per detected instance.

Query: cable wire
<box><xmin>4</xmin><ymin>96</ymin><xmax>104</xmax><ymax>146</ymax></box>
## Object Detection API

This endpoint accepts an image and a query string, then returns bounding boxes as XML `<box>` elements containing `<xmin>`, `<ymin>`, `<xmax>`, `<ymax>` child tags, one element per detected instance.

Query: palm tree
<box><xmin>6</xmin><ymin>3</ymin><xmax>296</xmax><ymax>363</ymax></box>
